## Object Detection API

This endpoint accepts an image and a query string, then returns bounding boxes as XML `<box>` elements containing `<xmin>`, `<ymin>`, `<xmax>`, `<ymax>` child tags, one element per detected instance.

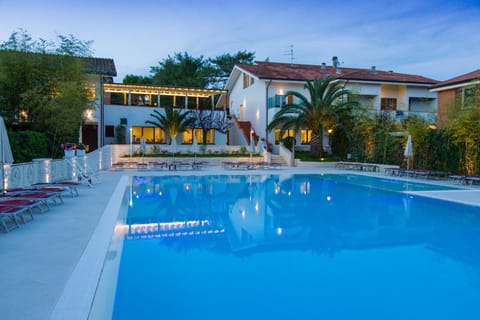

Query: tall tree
<box><xmin>267</xmin><ymin>78</ymin><xmax>358</xmax><ymax>157</ymax></box>
<box><xmin>0</xmin><ymin>28</ymin><xmax>93</xmax><ymax>56</ymax></box>
<box><xmin>149</xmin><ymin>50</ymin><xmax>255</xmax><ymax>89</ymax></box>
<box><xmin>122</xmin><ymin>74</ymin><xmax>153</xmax><ymax>84</ymax></box>
<box><xmin>448</xmin><ymin>106</ymin><xmax>480</xmax><ymax>175</ymax></box>
<box><xmin>208</xmin><ymin>50</ymin><xmax>255</xmax><ymax>88</ymax></box>
<box><xmin>0</xmin><ymin>29</ymin><xmax>95</xmax><ymax>158</ymax></box>
<box><xmin>150</xmin><ymin>52</ymin><xmax>213</xmax><ymax>88</ymax></box>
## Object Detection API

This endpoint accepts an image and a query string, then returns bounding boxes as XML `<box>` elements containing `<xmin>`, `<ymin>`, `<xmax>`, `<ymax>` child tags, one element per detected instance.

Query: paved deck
<box><xmin>1</xmin><ymin>167</ymin><xmax>479</xmax><ymax>319</ymax></box>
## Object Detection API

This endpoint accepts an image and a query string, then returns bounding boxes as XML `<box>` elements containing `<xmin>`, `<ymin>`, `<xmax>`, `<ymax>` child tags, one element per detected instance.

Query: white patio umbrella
<box><xmin>192</xmin><ymin>135</ymin><xmax>198</xmax><ymax>161</ymax></box>
<box><xmin>78</xmin><ymin>125</ymin><xmax>83</xmax><ymax>144</ymax></box>
<box><xmin>0</xmin><ymin>117</ymin><xmax>14</xmax><ymax>192</ymax></box>
<box><xmin>249</xmin><ymin>134</ymin><xmax>255</xmax><ymax>164</ymax></box>
<box><xmin>170</xmin><ymin>137</ymin><xmax>177</xmax><ymax>162</ymax></box>
<box><xmin>140</xmin><ymin>136</ymin><xmax>146</xmax><ymax>164</ymax></box>
<box><xmin>404</xmin><ymin>135</ymin><xmax>413</xmax><ymax>170</ymax></box>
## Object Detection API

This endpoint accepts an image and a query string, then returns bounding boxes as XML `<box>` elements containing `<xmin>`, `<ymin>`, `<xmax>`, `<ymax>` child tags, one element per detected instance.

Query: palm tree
<box><xmin>267</xmin><ymin>77</ymin><xmax>358</xmax><ymax>157</ymax></box>
<box><xmin>146</xmin><ymin>107</ymin><xmax>195</xmax><ymax>144</ymax></box>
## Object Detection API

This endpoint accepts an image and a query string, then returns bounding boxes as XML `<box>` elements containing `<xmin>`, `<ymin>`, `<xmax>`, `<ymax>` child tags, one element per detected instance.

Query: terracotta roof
<box><xmin>237</xmin><ymin>61</ymin><xmax>438</xmax><ymax>85</ymax></box>
<box><xmin>80</xmin><ymin>57</ymin><xmax>117</xmax><ymax>77</ymax></box>
<box><xmin>431</xmin><ymin>69</ymin><xmax>480</xmax><ymax>89</ymax></box>
<box><xmin>0</xmin><ymin>50</ymin><xmax>116</xmax><ymax>77</ymax></box>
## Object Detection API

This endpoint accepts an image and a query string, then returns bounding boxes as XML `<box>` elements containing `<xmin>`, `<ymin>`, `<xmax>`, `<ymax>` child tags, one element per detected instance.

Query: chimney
<box><xmin>332</xmin><ymin>56</ymin><xmax>339</xmax><ymax>67</ymax></box>
<box><xmin>369</xmin><ymin>66</ymin><xmax>377</xmax><ymax>74</ymax></box>
<box><xmin>321</xmin><ymin>62</ymin><xmax>327</xmax><ymax>69</ymax></box>
<box><xmin>332</xmin><ymin>56</ymin><xmax>341</xmax><ymax>74</ymax></box>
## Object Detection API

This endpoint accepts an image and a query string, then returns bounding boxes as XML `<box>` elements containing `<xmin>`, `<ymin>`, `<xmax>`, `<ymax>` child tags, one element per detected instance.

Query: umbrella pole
<box><xmin>1</xmin><ymin>162</ymin><xmax>4</xmax><ymax>193</ymax></box>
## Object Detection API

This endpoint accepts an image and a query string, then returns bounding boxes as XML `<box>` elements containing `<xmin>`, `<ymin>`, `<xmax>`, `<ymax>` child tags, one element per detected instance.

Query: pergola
<box><xmin>103</xmin><ymin>83</ymin><xmax>227</xmax><ymax>110</ymax></box>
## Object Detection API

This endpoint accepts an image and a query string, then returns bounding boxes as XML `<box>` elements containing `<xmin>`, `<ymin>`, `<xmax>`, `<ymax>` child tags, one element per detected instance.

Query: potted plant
<box><xmin>61</xmin><ymin>142</ymin><xmax>76</xmax><ymax>158</ymax></box>
<box><xmin>76</xmin><ymin>143</ymin><xmax>87</xmax><ymax>156</ymax></box>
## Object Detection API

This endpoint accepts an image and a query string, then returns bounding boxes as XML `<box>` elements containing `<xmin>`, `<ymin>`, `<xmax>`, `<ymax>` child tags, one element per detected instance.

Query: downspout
<box><xmin>265</xmin><ymin>80</ymin><xmax>272</xmax><ymax>143</ymax></box>
<box><xmin>100</xmin><ymin>76</ymin><xmax>104</xmax><ymax>148</ymax></box>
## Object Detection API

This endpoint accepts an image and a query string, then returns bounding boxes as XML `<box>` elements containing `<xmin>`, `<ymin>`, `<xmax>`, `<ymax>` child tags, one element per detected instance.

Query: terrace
<box><xmin>1</xmin><ymin>154</ymin><xmax>480</xmax><ymax>319</ymax></box>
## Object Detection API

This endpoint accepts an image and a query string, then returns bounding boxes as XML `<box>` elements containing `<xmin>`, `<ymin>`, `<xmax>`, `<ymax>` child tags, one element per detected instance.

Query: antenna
<box><xmin>283</xmin><ymin>44</ymin><xmax>295</xmax><ymax>64</ymax></box>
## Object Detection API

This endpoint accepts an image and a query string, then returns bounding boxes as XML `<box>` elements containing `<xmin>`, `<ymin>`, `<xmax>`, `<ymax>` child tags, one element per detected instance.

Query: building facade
<box><xmin>430</xmin><ymin>69</ymin><xmax>480</xmax><ymax>125</ymax></box>
<box><xmin>221</xmin><ymin>59</ymin><xmax>438</xmax><ymax>153</ymax></box>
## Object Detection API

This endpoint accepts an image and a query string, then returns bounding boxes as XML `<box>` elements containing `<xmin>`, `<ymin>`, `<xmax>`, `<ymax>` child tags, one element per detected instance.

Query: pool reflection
<box><xmin>121</xmin><ymin>174</ymin><xmax>480</xmax><ymax>269</ymax></box>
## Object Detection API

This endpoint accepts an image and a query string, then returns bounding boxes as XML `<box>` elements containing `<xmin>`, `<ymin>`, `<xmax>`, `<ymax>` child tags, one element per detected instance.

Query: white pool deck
<box><xmin>1</xmin><ymin>166</ymin><xmax>479</xmax><ymax>320</ymax></box>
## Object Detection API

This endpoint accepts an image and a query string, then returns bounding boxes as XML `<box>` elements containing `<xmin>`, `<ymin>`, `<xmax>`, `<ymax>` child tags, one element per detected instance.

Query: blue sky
<box><xmin>1</xmin><ymin>0</ymin><xmax>479</xmax><ymax>82</ymax></box>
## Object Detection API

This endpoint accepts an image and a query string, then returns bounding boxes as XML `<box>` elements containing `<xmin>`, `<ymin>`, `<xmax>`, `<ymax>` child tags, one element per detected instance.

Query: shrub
<box><xmin>8</xmin><ymin>130</ymin><xmax>49</xmax><ymax>163</ymax></box>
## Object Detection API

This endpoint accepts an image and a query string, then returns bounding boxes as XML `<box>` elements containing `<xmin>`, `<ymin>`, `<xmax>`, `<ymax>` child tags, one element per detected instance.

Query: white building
<box><xmin>220</xmin><ymin>58</ymin><xmax>438</xmax><ymax>153</ymax></box>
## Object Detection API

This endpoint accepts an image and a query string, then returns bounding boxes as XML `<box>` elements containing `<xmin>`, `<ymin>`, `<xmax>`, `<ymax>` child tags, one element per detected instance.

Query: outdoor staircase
<box><xmin>235</xmin><ymin>117</ymin><xmax>259</xmax><ymax>145</ymax></box>
<box><xmin>271</xmin><ymin>154</ymin><xmax>288</xmax><ymax>166</ymax></box>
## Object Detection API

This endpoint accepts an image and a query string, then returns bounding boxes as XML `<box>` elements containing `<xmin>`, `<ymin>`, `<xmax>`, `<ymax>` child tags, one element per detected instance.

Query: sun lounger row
<box><xmin>449</xmin><ymin>174</ymin><xmax>480</xmax><ymax>185</ymax></box>
<box><xmin>385</xmin><ymin>168</ymin><xmax>450</xmax><ymax>179</ymax></box>
<box><xmin>222</xmin><ymin>161</ymin><xmax>283</xmax><ymax>170</ymax></box>
<box><xmin>112</xmin><ymin>161</ymin><xmax>210</xmax><ymax>170</ymax></box>
<box><xmin>0</xmin><ymin>181</ymin><xmax>80</xmax><ymax>233</ymax></box>
<box><xmin>335</xmin><ymin>162</ymin><xmax>379</xmax><ymax>172</ymax></box>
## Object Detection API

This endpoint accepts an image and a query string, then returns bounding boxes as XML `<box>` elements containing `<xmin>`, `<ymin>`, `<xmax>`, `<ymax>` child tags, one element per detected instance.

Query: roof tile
<box><xmin>431</xmin><ymin>69</ymin><xmax>480</xmax><ymax>89</ymax></box>
<box><xmin>238</xmin><ymin>61</ymin><xmax>437</xmax><ymax>85</ymax></box>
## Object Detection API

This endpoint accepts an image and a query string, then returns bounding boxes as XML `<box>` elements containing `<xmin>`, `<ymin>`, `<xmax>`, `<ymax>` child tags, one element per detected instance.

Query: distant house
<box><xmin>79</xmin><ymin>57</ymin><xmax>117</xmax><ymax>150</ymax></box>
<box><xmin>220</xmin><ymin>58</ymin><xmax>438</xmax><ymax>153</ymax></box>
<box><xmin>100</xmin><ymin>83</ymin><xmax>227</xmax><ymax>148</ymax></box>
<box><xmin>430</xmin><ymin>69</ymin><xmax>480</xmax><ymax>125</ymax></box>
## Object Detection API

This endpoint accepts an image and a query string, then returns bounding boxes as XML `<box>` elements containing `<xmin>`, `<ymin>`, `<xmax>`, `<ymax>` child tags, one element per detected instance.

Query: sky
<box><xmin>1</xmin><ymin>0</ymin><xmax>479</xmax><ymax>82</ymax></box>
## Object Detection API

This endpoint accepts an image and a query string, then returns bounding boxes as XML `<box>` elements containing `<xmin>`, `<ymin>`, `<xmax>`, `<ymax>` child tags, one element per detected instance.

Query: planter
<box><xmin>76</xmin><ymin>149</ymin><xmax>86</xmax><ymax>156</ymax></box>
<box><xmin>64</xmin><ymin>149</ymin><xmax>75</xmax><ymax>158</ymax></box>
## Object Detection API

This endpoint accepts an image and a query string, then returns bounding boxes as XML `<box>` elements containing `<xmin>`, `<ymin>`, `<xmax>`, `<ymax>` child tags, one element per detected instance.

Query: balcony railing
<box><xmin>368</xmin><ymin>110</ymin><xmax>437</xmax><ymax>124</ymax></box>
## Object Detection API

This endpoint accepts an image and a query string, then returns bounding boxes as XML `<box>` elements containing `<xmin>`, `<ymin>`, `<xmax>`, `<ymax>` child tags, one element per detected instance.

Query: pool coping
<box><xmin>50</xmin><ymin>175</ymin><xmax>129</xmax><ymax>320</ymax></box>
<box><xmin>50</xmin><ymin>168</ymin><xmax>480</xmax><ymax>319</ymax></box>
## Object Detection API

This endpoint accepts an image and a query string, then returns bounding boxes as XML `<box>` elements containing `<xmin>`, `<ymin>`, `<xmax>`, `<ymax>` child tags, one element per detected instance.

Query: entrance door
<box><xmin>83</xmin><ymin>124</ymin><xmax>98</xmax><ymax>151</ymax></box>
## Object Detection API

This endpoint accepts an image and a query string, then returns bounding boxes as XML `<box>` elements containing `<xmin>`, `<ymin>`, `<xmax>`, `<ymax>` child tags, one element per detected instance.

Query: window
<box><xmin>300</xmin><ymin>129</ymin><xmax>312</xmax><ymax>144</ymax></box>
<box><xmin>409</xmin><ymin>97</ymin><xmax>433</xmax><ymax>112</ymax></box>
<box><xmin>269</xmin><ymin>95</ymin><xmax>293</xmax><ymax>108</ymax></box>
<box><xmin>132</xmin><ymin>127</ymin><xmax>166</xmax><ymax>144</ymax></box>
<box><xmin>275</xmin><ymin>95</ymin><xmax>287</xmax><ymax>108</ymax></box>
<box><xmin>457</xmin><ymin>85</ymin><xmax>479</xmax><ymax>108</ymax></box>
<box><xmin>105</xmin><ymin>125</ymin><xmax>115</xmax><ymax>137</ymax></box>
<box><xmin>274</xmin><ymin>129</ymin><xmax>295</xmax><ymax>144</ymax></box>
<box><xmin>381</xmin><ymin>98</ymin><xmax>397</xmax><ymax>111</ymax></box>
<box><xmin>243</xmin><ymin>73</ymin><xmax>250</xmax><ymax>89</ymax></box>
<box><xmin>182</xmin><ymin>129</ymin><xmax>215</xmax><ymax>144</ymax></box>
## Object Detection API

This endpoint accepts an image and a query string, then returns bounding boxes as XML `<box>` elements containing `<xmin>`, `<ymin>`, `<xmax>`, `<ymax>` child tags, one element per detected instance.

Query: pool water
<box><xmin>93</xmin><ymin>174</ymin><xmax>480</xmax><ymax>320</ymax></box>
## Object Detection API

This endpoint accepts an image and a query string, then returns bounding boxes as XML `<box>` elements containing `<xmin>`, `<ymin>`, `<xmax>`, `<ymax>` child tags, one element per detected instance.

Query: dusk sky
<box><xmin>1</xmin><ymin>0</ymin><xmax>479</xmax><ymax>82</ymax></box>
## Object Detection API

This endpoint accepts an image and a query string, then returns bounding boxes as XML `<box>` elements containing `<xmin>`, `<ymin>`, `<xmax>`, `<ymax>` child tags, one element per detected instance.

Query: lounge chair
<box><xmin>32</xmin><ymin>181</ymin><xmax>80</xmax><ymax>197</ymax></box>
<box><xmin>9</xmin><ymin>191</ymin><xmax>62</xmax><ymax>207</ymax></box>
<box><xmin>12</xmin><ymin>186</ymin><xmax>66</xmax><ymax>204</ymax></box>
<box><xmin>0</xmin><ymin>206</ymin><xmax>31</xmax><ymax>231</ymax></box>
<box><xmin>148</xmin><ymin>161</ymin><xmax>167</xmax><ymax>169</ymax></box>
<box><xmin>465</xmin><ymin>175</ymin><xmax>480</xmax><ymax>186</ymax></box>
<box><xmin>0</xmin><ymin>198</ymin><xmax>47</xmax><ymax>215</ymax></box>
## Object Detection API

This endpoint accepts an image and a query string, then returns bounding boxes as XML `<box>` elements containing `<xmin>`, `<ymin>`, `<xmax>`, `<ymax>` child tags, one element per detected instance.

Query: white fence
<box><xmin>1</xmin><ymin>144</ymin><xmax>255</xmax><ymax>190</ymax></box>
<box><xmin>2</xmin><ymin>148</ymin><xmax>105</xmax><ymax>190</ymax></box>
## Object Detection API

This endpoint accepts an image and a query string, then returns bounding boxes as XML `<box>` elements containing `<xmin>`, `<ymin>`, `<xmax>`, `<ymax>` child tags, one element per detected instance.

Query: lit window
<box><xmin>132</xmin><ymin>127</ymin><xmax>166</xmax><ymax>144</ymax></box>
<box><xmin>274</xmin><ymin>129</ymin><xmax>295</xmax><ymax>144</ymax></box>
<box><xmin>300</xmin><ymin>129</ymin><xmax>312</xmax><ymax>144</ymax></box>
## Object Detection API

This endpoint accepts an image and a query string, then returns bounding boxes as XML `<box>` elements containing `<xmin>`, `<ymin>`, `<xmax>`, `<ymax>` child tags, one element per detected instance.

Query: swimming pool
<box><xmin>90</xmin><ymin>174</ymin><xmax>480</xmax><ymax>319</ymax></box>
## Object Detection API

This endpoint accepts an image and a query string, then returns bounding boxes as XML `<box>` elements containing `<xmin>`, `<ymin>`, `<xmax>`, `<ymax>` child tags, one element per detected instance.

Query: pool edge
<box><xmin>50</xmin><ymin>175</ymin><xmax>129</xmax><ymax>320</ymax></box>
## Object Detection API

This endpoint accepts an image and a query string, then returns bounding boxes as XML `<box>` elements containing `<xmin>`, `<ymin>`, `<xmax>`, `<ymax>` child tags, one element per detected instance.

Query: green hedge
<box><xmin>8</xmin><ymin>130</ymin><xmax>49</xmax><ymax>163</ymax></box>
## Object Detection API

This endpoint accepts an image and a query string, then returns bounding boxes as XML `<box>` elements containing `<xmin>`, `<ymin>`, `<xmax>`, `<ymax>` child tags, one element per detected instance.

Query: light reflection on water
<box><xmin>108</xmin><ymin>174</ymin><xmax>480</xmax><ymax>320</ymax></box>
